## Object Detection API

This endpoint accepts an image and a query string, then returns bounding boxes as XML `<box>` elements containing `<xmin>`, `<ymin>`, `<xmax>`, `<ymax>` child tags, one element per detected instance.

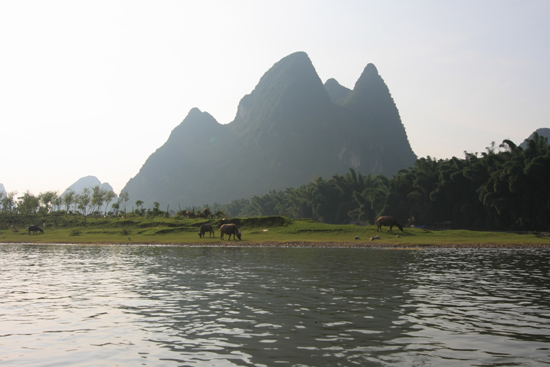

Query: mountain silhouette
<box><xmin>324</xmin><ymin>78</ymin><xmax>351</xmax><ymax>105</ymax></box>
<box><xmin>62</xmin><ymin>176</ymin><xmax>115</xmax><ymax>197</ymax></box>
<box><xmin>122</xmin><ymin>52</ymin><xmax>417</xmax><ymax>208</ymax></box>
<box><xmin>520</xmin><ymin>128</ymin><xmax>550</xmax><ymax>149</ymax></box>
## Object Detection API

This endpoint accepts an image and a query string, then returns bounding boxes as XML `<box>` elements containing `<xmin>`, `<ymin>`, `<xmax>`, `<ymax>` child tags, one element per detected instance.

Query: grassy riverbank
<box><xmin>1</xmin><ymin>216</ymin><xmax>549</xmax><ymax>248</ymax></box>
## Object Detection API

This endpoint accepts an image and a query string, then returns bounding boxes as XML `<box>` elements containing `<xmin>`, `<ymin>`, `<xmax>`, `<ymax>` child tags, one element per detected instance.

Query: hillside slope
<box><xmin>122</xmin><ymin>52</ymin><xmax>416</xmax><ymax>208</ymax></box>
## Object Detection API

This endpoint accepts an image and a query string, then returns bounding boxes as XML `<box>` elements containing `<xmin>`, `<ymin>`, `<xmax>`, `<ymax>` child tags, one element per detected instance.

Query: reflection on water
<box><xmin>1</xmin><ymin>244</ymin><xmax>549</xmax><ymax>366</ymax></box>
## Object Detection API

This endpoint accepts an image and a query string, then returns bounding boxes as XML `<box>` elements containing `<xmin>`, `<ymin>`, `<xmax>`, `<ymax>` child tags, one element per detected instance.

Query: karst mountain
<box><xmin>62</xmin><ymin>176</ymin><xmax>115</xmax><ymax>197</ymax></box>
<box><xmin>121</xmin><ymin>52</ymin><xmax>417</xmax><ymax>208</ymax></box>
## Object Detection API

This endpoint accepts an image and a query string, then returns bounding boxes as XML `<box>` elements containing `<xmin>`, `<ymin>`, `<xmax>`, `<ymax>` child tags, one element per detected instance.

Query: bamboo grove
<box><xmin>217</xmin><ymin>134</ymin><xmax>550</xmax><ymax>231</ymax></box>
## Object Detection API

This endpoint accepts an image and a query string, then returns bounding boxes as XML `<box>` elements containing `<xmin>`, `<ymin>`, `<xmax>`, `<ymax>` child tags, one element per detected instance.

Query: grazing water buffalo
<box><xmin>376</xmin><ymin>216</ymin><xmax>403</xmax><ymax>232</ymax></box>
<box><xmin>199</xmin><ymin>223</ymin><xmax>215</xmax><ymax>238</ymax></box>
<box><xmin>220</xmin><ymin>223</ymin><xmax>241</xmax><ymax>240</ymax></box>
<box><xmin>28</xmin><ymin>225</ymin><xmax>44</xmax><ymax>235</ymax></box>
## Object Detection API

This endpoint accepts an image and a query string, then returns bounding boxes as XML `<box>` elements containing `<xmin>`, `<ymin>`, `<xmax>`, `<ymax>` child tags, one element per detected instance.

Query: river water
<box><xmin>1</xmin><ymin>244</ymin><xmax>549</xmax><ymax>366</ymax></box>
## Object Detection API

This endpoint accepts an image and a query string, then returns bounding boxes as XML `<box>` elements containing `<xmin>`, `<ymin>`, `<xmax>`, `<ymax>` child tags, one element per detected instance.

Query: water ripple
<box><xmin>1</xmin><ymin>245</ymin><xmax>549</xmax><ymax>366</ymax></box>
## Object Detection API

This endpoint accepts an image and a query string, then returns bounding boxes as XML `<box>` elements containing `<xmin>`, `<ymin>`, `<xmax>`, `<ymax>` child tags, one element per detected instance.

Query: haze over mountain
<box><xmin>61</xmin><ymin>176</ymin><xmax>115</xmax><ymax>197</ymax></box>
<box><xmin>520</xmin><ymin>128</ymin><xmax>550</xmax><ymax>149</ymax></box>
<box><xmin>122</xmin><ymin>52</ymin><xmax>417</xmax><ymax>208</ymax></box>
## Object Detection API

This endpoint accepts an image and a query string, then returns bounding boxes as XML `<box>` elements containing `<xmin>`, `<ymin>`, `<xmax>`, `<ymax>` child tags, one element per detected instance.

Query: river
<box><xmin>1</xmin><ymin>244</ymin><xmax>549</xmax><ymax>366</ymax></box>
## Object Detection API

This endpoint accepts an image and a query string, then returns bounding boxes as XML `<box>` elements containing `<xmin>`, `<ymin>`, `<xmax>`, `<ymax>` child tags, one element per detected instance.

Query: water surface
<box><xmin>1</xmin><ymin>244</ymin><xmax>549</xmax><ymax>366</ymax></box>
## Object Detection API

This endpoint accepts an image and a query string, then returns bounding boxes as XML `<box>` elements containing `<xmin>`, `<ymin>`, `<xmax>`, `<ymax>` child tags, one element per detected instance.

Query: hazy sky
<box><xmin>1</xmin><ymin>0</ymin><xmax>549</xmax><ymax>197</ymax></box>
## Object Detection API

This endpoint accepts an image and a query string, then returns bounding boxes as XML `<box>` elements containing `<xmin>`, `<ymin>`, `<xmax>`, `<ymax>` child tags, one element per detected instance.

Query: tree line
<box><xmin>0</xmin><ymin>185</ymin><xmax>207</xmax><ymax>225</ymax></box>
<box><xmin>212</xmin><ymin>134</ymin><xmax>550</xmax><ymax>231</ymax></box>
<box><xmin>1</xmin><ymin>187</ymin><xmax>128</xmax><ymax>219</ymax></box>
<box><xmin>2</xmin><ymin>134</ymin><xmax>549</xmax><ymax>231</ymax></box>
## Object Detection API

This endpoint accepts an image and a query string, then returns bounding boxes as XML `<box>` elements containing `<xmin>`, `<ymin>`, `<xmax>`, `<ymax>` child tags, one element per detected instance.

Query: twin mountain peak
<box><xmin>122</xmin><ymin>51</ymin><xmax>417</xmax><ymax>207</ymax></box>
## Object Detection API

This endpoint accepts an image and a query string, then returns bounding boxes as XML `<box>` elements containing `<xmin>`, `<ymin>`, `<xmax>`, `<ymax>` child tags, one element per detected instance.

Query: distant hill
<box><xmin>62</xmin><ymin>176</ymin><xmax>115</xmax><ymax>197</ymax></box>
<box><xmin>520</xmin><ymin>128</ymin><xmax>550</xmax><ymax>149</ymax></box>
<box><xmin>122</xmin><ymin>51</ymin><xmax>417</xmax><ymax>208</ymax></box>
<box><xmin>0</xmin><ymin>183</ymin><xmax>6</xmax><ymax>197</ymax></box>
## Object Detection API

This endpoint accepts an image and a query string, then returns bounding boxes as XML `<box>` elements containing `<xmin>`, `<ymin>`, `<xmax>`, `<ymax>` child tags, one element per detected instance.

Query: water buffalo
<box><xmin>376</xmin><ymin>216</ymin><xmax>403</xmax><ymax>232</ymax></box>
<box><xmin>220</xmin><ymin>223</ymin><xmax>241</xmax><ymax>240</ymax></box>
<box><xmin>28</xmin><ymin>225</ymin><xmax>44</xmax><ymax>235</ymax></box>
<box><xmin>199</xmin><ymin>223</ymin><xmax>215</xmax><ymax>238</ymax></box>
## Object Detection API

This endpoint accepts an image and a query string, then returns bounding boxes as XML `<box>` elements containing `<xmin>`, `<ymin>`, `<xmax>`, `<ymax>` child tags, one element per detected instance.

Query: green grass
<box><xmin>1</xmin><ymin>216</ymin><xmax>549</xmax><ymax>247</ymax></box>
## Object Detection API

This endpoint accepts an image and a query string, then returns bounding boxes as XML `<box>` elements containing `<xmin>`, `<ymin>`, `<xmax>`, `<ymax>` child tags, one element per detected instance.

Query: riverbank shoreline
<box><xmin>2</xmin><ymin>241</ymin><xmax>550</xmax><ymax>248</ymax></box>
<box><xmin>3</xmin><ymin>216</ymin><xmax>550</xmax><ymax>248</ymax></box>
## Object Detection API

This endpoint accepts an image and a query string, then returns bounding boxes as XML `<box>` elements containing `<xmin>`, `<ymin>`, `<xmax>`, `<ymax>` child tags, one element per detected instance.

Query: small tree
<box><xmin>53</xmin><ymin>195</ymin><xmax>63</xmax><ymax>212</ymax></box>
<box><xmin>63</xmin><ymin>190</ymin><xmax>76</xmax><ymax>214</ymax></box>
<box><xmin>135</xmin><ymin>200</ymin><xmax>144</xmax><ymax>216</ymax></box>
<box><xmin>77</xmin><ymin>188</ymin><xmax>91</xmax><ymax>221</ymax></box>
<box><xmin>39</xmin><ymin>191</ymin><xmax>58</xmax><ymax>214</ymax></box>
<box><xmin>150</xmin><ymin>202</ymin><xmax>163</xmax><ymax>218</ymax></box>
<box><xmin>91</xmin><ymin>186</ymin><xmax>105</xmax><ymax>216</ymax></box>
<box><xmin>119</xmin><ymin>191</ymin><xmax>129</xmax><ymax>217</ymax></box>
<box><xmin>1</xmin><ymin>191</ymin><xmax>16</xmax><ymax>213</ymax></box>
<box><xmin>111</xmin><ymin>202</ymin><xmax>120</xmax><ymax>217</ymax></box>
<box><xmin>17</xmin><ymin>191</ymin><xmax>40</xmax><ymax>214</ymax></box>
<box><xmin>103</xmin><ymin>191</ymin><xmax>116</xmax><ymax>216</ymax></box>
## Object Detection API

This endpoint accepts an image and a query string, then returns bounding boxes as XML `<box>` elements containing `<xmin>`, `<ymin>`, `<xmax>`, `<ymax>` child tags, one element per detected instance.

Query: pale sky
<box><xmin>1</xmin><ymin>0</ymin><xmax>549</xmax><ymax>197</ymax></box>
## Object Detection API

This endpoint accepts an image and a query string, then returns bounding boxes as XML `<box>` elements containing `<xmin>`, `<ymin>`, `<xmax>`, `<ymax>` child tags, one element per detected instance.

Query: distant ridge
<box><xmin>122</xmin><ymin>51</ymin><xmax>417</xmax><ymax>208</ymax></box>
<box><xmin>62</xmin><ymin>176</ymin><xmax>115</xmax><ymax>197</ymax></box>
<box><xmin>324</xmin><ymin>78</ymin><xmax>351</xmax><ymax>105</ymax></box>
<box><xmin>520</xmin><ymin>128</ymin><xmax>550</xmax><ymax>149</ymax></box>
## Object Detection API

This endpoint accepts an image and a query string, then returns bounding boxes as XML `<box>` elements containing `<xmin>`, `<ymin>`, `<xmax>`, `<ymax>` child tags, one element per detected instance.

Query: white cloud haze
<box><xmin>1</xmin><ymin>0</ymin><xmax>549</xmax><ymax>196</ymax></box>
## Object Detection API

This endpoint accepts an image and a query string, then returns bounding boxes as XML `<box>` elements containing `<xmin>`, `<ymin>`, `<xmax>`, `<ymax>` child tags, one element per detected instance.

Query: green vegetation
<box><xmin>217</xmin><ymin>133</ymin><xmax>550</xmax><ymax>232</ymax></box>
<box><xmin>1</xmin><ymin>215</ymin><xmax>548</xmax><ymax>247</ymax></box>
<box><xmin>2</xmin><ymin>135</ymin><xmax>549</xmax><ymax>237</ymax></box>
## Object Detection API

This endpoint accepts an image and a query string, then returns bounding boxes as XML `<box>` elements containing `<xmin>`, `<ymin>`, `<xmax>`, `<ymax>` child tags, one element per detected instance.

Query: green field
<box><xmin>1</xmin><ymin>216</ymin><xmax>549</xmax><ymax>248</ymax></box>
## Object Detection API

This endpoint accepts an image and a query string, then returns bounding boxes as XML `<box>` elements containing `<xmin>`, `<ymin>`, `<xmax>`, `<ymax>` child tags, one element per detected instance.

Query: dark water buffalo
<box><xmin>199</xmin><ymin>223</ymin><xmax>215</xmax><ymax>238</ymax></box>
<box><xmin>220</xmin><ymin>223</ymin><xmax>241</xmax><ymax>240</ymax></box>
<box><xmin>28</xmin><ymin>225</ymin><xmax>44</xmax><ymax>235</ymax></box>
<box><xmin>376</xmin><ymin>216</ymin><xmax>403</xmax><ymax>232</ymax></box>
